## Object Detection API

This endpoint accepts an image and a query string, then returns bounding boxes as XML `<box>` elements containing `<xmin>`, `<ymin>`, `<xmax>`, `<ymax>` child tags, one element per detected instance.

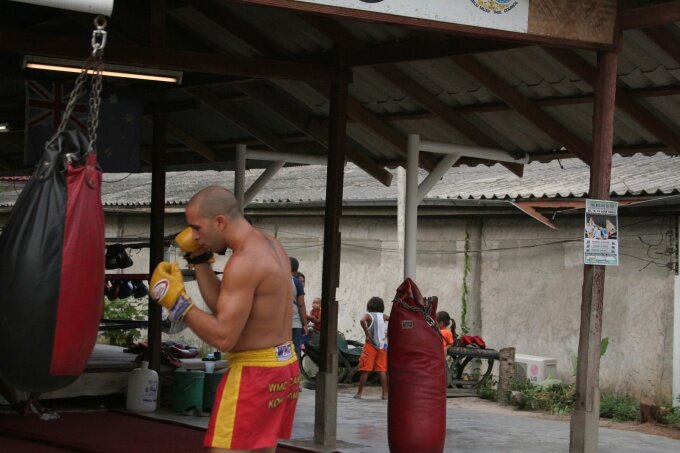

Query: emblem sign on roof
<box><xmin>249</xmin><ymin>0</ymin><xmax>617</xmax><ymax>46</ymax></box>
<box><xmin>293</xmin><ymin>0</ymin><xmax>529</xmax><ymax>33</ymax></box>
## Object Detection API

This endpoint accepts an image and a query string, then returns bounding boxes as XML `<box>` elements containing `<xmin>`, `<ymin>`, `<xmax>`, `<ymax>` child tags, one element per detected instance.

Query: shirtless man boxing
<box><xmin>149</xmin><ymin>186</ymin><xmax>298</xmax><ymax>453</ymax></box>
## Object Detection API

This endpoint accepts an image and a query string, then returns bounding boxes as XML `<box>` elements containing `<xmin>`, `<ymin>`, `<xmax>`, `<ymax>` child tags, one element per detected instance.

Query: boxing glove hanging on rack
<box><xmin>0</xmin><ymin>17</ymin><xmax>108</xmax><ymax>393</ymax></box>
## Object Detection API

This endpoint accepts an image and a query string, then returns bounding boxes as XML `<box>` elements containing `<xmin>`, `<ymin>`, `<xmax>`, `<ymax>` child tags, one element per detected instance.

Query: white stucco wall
<box><xmin>98</xmin><ymin>212</ymin><xmax>676</xmax><ymax>401</ymax></box>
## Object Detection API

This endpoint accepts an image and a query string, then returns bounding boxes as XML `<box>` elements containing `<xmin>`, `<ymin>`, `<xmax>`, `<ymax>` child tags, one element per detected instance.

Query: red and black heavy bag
<box><xmin>387</xmin><ymin>279</ymin><xmax>446</xmax><ymax>453</ymax></box>
<box><xmin>0</xmin><ymin>129</ymin><xmax>105</xmax><ymax>393</ymax></box>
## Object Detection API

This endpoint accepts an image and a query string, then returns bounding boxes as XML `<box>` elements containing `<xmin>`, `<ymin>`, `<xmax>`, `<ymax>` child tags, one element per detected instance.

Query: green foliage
<box><xmin>511</xmin><ymin>379</ymin><xmax>576</xmax><ymax>416</ymax></box>
<box><xmin>599</xmin><ymin>393</ymin><xmax>639</xmax><ymax>422</ymax></box>
<box><xmin>479</xmin><ymin>375</ymin><xmax>498</xmax><ymax>401</ymax></box>
<box><xmin>660</xmin><ymin>407</ymin><xmax>680</xmax><ymax>428</ymax></box>
<box><xmin>101</xmin><ymin>297</ymin><xmax>146</xmax><ymax>347</ymax></box>
<box><xmin>511</xmin><ymin>381</ymin><xmax>641</xmax><ymax>421</ymax></box>
<box><xmin>460</xmin><ymin>229</ymin><xmax>470</xmax><ymax>335</ymax></box>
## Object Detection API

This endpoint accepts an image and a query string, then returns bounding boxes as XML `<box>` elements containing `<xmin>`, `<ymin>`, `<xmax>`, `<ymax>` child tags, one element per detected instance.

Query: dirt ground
<box><xmin>336</xmin><ymin>384</ymin><xmax>680</xmax><ymax>441</ymax></box>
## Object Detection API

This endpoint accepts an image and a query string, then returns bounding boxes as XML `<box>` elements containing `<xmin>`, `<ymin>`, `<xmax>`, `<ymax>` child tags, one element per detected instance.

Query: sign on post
<box><xmin>584</xmin><ymin>199</ymin><xmax>619</xmax><ymax>266</ymax></box>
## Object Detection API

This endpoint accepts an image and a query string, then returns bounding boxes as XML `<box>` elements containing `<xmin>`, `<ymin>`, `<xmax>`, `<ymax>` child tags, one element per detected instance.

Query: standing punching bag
<box><xmin>0</xmin><ymin>23</ymin><xmax>106</xmax><ymax>393</ymax></box>
<box><xmin>387</xmin><ymin>279</ymin><xmax>446</xmax><ymax>453</ymax></box>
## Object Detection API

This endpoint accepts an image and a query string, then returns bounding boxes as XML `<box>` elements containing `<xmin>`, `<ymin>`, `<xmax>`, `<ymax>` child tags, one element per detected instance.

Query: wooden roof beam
<box><xmin>453</xmin><ymin>55</ymin><xmax>591</xmax><ymax>164</ymax></box>
<box><xmin>240</xmin><ymin>83</ymin><xmax>392</xmax><ymax>186</ymax></box>
<box><xmin>311</xmin><ymin>85</ymin><xmax>437</xmax><ymax>171</ymax></box>
<box><xmin>184</xmin><ymin>5</ymin><xmax>393</xmax><ymax>184</ymax></box>
<box><xmin>642</xmin><ymin>26</ymin><xmax>680</xmax><ymax>68</ymax></box>
<box><xmin>166</xmin><ymin>122</ymin><xmax>216</xmax><ymax>161</ymax></box>
<box><xmin>0</xmin><ymin>30</ymin><xmax>348</xmax><ymax>83</ymax></box>
<box><xmin>299</xmin><ymin>15</ymin><xmax>365</xmax><ymax>50</ymax></box>
<box><xmin>188</xmin><ymin>88</ymin><xmax>297</xmax><ymax>154</ymax></box>
<box><xmin>372</xmin><ymin>64</ymin><xmax>524</xmax><ymax>177</ymax></box>
<box><xmin>620</xmin><ymin>1</ymin><xmax>680</xmax><ymax>29</ymax></box>
<box><xmin>545</xmin><ymin>47</ymin><xmax>680</xmax><ymax>156</ymax></box>
<box><xmin>349</xmin><ymin>38</ymin><xmax>522</xmax><ymax>67</ymax></box>
<box><xmin>188</xmin><ymin>0</ymin><xmax>291</xmax><ymax>57</ymax></box>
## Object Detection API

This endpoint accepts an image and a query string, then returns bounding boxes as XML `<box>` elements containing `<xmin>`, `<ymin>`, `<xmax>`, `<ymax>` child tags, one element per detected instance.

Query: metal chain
<box><xmin>87</xmin><ymin>49</ymin><xmax>104</xmax><ymax>153</ymax></box>
<box><xmin>48</xmin><ymin>16</ymin><xmax>106</xmax><ymax>155</ymax></box>
<box><xmin>394</xmin><ymin>298</ymin><xmax>439</xmax><ymax>331</ymax></box>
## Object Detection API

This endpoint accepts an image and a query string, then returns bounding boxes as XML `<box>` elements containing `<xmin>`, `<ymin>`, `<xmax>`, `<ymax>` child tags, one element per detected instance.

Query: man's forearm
<box><xmin>298</xmin><ymin>299</ymin><xmax>308</xmax><ymax>326</ymax></box>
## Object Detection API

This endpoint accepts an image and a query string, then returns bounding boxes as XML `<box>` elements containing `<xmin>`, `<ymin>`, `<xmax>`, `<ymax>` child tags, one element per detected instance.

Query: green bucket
<box><xmin>171</xmin><ymin>369</ymin><xmax>205</xmax><ymax>413</ymax></box>
<box><xmin>203</xmin><ymin>371</ymin><xmax>225</xmax><ymax>412</ymax></box>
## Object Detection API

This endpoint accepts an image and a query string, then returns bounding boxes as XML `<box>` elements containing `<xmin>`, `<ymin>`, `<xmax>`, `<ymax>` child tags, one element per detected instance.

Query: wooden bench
<box><xmin>446</xmin><ymin>346</ymin><xmax>500</xmax><ymax>397</ymax></box>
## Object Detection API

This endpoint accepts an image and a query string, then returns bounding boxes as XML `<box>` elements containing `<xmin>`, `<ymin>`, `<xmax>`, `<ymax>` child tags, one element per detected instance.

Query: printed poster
<box><xmin>584</xmin><ymin>199</ymin><xmax>619</xmax><ymax>266</ymax></box>
<box><xmin>291</xmin><ymin>0</ymin><xmax>530</xmax><ymax>33</ymax></box>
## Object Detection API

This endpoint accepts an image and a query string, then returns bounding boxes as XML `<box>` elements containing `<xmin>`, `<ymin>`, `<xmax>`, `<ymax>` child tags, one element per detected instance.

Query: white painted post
<box><xmin>416</xmin><ymin>153</ymin><xmax>460</xmax><ymax>204</ymax></box>
<box><xmin>243</xmin><ymin>161</ymin><xmax>286</xmax><ymax>206</ymax></box>
<box><xmin>397</xmin><ymin>167</ymin><xmax>406</xmax><ymax>277</ymax></box>
<box><xmin>674</xmin><ymin>216</ymin><xmax>680</xmax><ymax>407</ymax></box>
<box><xmin>404</xmin><ymin>134</ymin><xmax>419</xmax><ymax>280</ymax></box>
<box><xmin>420</xmin><ymin>140</ymin><xmax>530</xmax><ymax>164</ymax></box>
<box><xmin>235</xmin><ymin>144</ymin><xmax>246</xmax><ymax>213</ymax></box>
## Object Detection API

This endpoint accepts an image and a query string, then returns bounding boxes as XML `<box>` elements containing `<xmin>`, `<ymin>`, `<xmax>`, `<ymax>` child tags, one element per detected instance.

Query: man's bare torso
<box><xmin>223</xmin><ymin>229</ymin><xmax>292</xmax><ymax>352</ymax></box>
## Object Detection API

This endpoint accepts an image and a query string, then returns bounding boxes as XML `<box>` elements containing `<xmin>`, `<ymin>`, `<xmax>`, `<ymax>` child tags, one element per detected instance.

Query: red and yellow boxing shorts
<box><xmin>204</xmin><ymin>342</ymin><xmax>300</xmax><ymax>450</ymax></box>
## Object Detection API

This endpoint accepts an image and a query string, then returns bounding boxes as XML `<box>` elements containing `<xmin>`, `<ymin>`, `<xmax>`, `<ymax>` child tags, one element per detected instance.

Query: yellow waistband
<box><xmin>226</xmin><ymin>342</ymin><xmax>297</xmax><ymax>367</ymax></box>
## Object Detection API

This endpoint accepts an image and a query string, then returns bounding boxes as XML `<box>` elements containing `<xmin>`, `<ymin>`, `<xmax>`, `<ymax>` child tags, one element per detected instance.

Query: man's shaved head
<box><xmin>189</xmin><ymin>186</ymin><xmax>241</xmax><ymax>219</ymax></box>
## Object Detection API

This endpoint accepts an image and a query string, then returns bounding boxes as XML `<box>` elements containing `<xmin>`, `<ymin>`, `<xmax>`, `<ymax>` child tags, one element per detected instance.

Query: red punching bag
<box><xmin>387</xmin><ymin>279</ymin><xmax>446</xmax><ymax>453</ymax></box>
<box><xmin>0</xmin><ymin>38</ymin><xmax>106</xmax><ymax>392</ymax></box>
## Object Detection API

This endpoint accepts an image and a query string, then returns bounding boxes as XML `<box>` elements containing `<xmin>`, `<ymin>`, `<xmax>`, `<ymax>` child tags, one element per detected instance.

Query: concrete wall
<box><xmin>8</xmin><ymin>209</ymin><xmax>670</xmax><ymax>400</ymax></box>
<box><xmin>253</xmin><ymin>215</ymin><xmax>674</xmax><ymax>401</ymax></box>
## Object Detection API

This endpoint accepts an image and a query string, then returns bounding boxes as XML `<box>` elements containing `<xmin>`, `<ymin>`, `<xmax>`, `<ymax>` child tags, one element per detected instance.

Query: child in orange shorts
<box><xmin>354</xmin><ymin>296</ymin><xmax>390</xmax><ymax>400</ymax></box>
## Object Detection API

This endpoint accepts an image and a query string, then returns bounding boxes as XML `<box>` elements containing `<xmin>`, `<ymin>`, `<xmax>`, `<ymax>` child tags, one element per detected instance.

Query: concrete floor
<box><xmin>148</xmin><ymin>384</ymin><xmax>680</xmax><ymax>453</ymax></box>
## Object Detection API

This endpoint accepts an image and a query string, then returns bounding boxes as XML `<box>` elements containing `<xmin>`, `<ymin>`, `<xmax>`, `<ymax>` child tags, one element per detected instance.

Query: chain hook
<box><xmin>91</xmin><ymin>15</ymin><xmax>107</xmax><ymax>54</ymax></box>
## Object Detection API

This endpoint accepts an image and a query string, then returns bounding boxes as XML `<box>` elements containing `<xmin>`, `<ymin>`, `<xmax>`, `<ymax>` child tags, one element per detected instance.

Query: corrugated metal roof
<box><xmin>2</xmin><ymin>3</ymin><xmax>680</xmax><ymax>174</ymax></box>
<box><xmin>0</xmin><ymin>154</ymin><xmax>676</xmax><ymax>208</ymax></box>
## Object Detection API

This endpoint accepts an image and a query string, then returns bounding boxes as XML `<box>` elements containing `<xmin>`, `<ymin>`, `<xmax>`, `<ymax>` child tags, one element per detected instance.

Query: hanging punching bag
<box><xmin>0</xmin><ymin>27</ymin><xmax>106</xmax><ymax>392</ymax></box>
<box><xmin>0</xmin><ymin>132</ymin><xmax>105</xmax><ymax>393</ymax></box>
<box><xmin>387</xmin><ymin>279</ymin><xmax>446</xmax><ymax>453</ymax></box>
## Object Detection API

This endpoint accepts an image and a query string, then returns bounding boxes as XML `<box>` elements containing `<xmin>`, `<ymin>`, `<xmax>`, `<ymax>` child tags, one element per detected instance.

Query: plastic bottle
<box><xmin>126</xmin><ymin>361</ymin><xmax>159</xmax><ymax>412</ymax></box>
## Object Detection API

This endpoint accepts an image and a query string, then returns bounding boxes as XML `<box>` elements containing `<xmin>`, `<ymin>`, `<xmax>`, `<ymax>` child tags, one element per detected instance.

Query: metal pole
<box><xmin>235</xmin><ymin>143</ymin><xmax>246</xmax><ymax>213</ymax></box>
<box><xmin>468</xmin><ymin>219</ymin><xmax>483</xmax><ymax>336</ymax></box>
<box><xmin>420</xmin><ymin>140</ymin><xmax>530</xmax><ymax>164</ymax></box>
<box><xmin>246</xmin><ymin>149</ymin><xmax>327</xmax><ymax>166</ymax></box>
<box><xmin>570</xmin><ymin>45</ymin><xmax>619</xmax><ymax>453</ymax></box>
<box><xmin>404</xmin><ymin>134</ymin><xmax>419</xmax><ymax>280</ymax></box>
<box><xmin>243</xmin><ymin>160</ymin><xmax>285</xmax><ymax>206</ymax></box>
<box><xmin>416</xmin><ymin>153</ymin><xmax>460</xmax><ymax>204</ymax></box>
<box><xmin>673</xmin><ymin>215</ymin><xmax>680</xmax><ymax>408</ymax></box>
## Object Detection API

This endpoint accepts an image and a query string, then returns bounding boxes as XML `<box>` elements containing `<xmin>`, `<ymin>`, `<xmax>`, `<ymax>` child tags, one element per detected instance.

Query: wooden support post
<box><xmin>148</xmin><ymin>113</ymin><xmax>166</xmax><ymax>372</ymax></box>
<box><xmin>314</xmin><ymin>67</ymin><xmax>348</xmax><ymax>446</ymax></box>
<box><xmin>147</xmin><ymin>0</ymin><xmax>166</xmax><ymax>373</ymax></box>
<box><xmin>497</xmin><ymin>347</ymin><xmax>515</xmax><ymax>406</ymax></box>
<box><xmin>569</xmin><ymin>46</ymin><xmax>619</xmax><ymax>453</ymax></box>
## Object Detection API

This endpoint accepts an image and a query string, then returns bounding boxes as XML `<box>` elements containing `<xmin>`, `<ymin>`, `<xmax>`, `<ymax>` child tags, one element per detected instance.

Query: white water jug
<box><xmin>126</xmin><ymin>361</ymin><xmax>158</xmax><ymax>412</ymax></box>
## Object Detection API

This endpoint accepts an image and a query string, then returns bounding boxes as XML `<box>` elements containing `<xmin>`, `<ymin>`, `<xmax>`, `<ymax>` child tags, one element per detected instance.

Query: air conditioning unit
<box><xmin>515</xmin><ymin>354</ymin><xmax>557</xmax><ymax>384</ymax></box>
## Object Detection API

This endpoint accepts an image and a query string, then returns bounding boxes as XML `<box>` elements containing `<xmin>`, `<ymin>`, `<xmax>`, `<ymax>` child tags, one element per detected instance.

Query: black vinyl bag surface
<box><xmin>0</xmin><ymin>130</ymin><xmax>105</xmax><ymax>393</ymax></box>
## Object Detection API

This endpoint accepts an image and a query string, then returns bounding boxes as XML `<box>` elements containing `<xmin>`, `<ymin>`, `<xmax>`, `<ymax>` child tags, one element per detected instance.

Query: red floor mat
<box><xmin>0</xmin><ymin>411</ymin><xmax>320</xmax><ymax>452</ymax></box>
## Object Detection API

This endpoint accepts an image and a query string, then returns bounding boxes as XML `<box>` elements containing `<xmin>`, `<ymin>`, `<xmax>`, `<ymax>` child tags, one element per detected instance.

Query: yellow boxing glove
<box><xmin>175</xmin><ymin>227</ymin><xmax>215</xmax><ymax>268</ymax></box>
<box><xmin>149</xmin><ymin>262</ymin><xmax>195</xmax><ymax>321</ymax></box>
<box><xmin>175</xmin><ymin>227</ymin><xmax>202</xmax><ymax>255</ymax></box>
